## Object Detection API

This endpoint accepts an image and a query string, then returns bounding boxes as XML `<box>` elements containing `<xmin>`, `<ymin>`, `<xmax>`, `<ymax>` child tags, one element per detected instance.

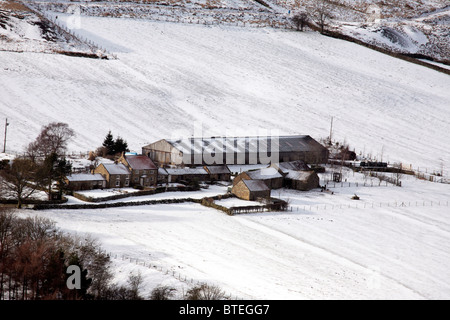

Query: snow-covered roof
<box><xmin>102</xmin><ymin>163</ymin><xmax>131</xmax><ymax>175</ymax></box>
<box><xmin>285</xmin><ymin>170</ymin><xmax>315</xmax><ymax>181</ymax></box>
<box><xmin>124</xmin><ymin>155</ymin><xmax>157</xmax><ymax>170</ymax></box>
<box><xmin>246</xmin><ymin>167</ymin><xmax>282</xmax><ymax>180</ymax></box>
<box><xmin>66</xmin><ymin>173</ymin><xmax>105</xmax><ymax>182</ymax></box>
<box><xmin>165</xmin><ymin>167</ymin><xmax>208</xmax><ymax>175</ymax></box>
<box><xmin>158</xmin><ymin>168</ymin><xmax>168</xmax><ymax>175</ymax></box>
<box><xmin>242</xmin><ymin>180</ymin><xmax>270</xmax><ymax>192</ymax></box>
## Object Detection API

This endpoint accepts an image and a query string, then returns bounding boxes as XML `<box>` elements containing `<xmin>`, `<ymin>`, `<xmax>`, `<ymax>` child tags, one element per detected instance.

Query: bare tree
<box><xmin>0</xmin><ymin>157</ymin><xmax>39</xmax><ymax>208</ymax></box>
<box><xmin>308</xmin><ymin>0</ymin><xmax>333</xmax><ymax>33</ymax></box>
<box><xmin>32</xmin><ymin>122</ymin><xmax>75</xmax><ymax>158</ymax></box>
<box><xmin>291</xmin><ymin>12</ymin><xmax>309</xmax><ymax>31</ymax></box>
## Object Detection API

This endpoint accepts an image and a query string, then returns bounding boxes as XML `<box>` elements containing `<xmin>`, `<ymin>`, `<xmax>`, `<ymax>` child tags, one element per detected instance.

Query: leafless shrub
<box><xmin>184</xmin><ymin>283</ymin><xmax>229</xmax><ymax>300</ymax></box>
<box><xmin>150</xmin><ymin>285</ymin><xmax>177</xmax><ymax>300</ymax></box>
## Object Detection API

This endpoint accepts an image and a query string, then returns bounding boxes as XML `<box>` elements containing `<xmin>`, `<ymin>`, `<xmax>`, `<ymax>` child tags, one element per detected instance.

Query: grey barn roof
<box><xmin>274</xmin><ymin>160</ymin><xmax>310</xmax><ymax>173</ymax></box>
<box><xmin>246</xmin><ymin>167</ymin><xmax>283</xmax><ymax>180</ymax></box>
<box><xmin>242</xmin><ymin>180</ymin><xmax>270</xmax><ymax>192</ymax></box>
<box><xmin>161</xmin><ymin>135</ymin><xmax>324</xmax><ymax>154</ymax></box>
<box><xmin>205</xmin><ymin>165</ymin><xmax>231</xmax><ymax>174</ymax></box>
<box><xmin>103</xmin><ymin>163</ymin><xmax>131</xmax><ymax>175</ymax></box>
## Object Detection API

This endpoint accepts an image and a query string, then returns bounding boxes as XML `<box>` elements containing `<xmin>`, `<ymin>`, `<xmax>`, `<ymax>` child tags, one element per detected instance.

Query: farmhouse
<box><xmin>142</xmin><ymin>135</ymin><xmax>328</xmax><ymax>166</ymax></box>
<box><xmin>233</xmin><ymin>167</ymin><xmax>284</xmax><ymax>189</ymax></box>
<box><xmin>119</xmin><ymin>154</ymin><xmax>157</xmax><ymax>188</ymax></box>
<box><xmin>232</xmin><ymin>179</ymin><xmax>271</xmax><ymax>201</ymax></box>
<box><xmin>65</xmin><ymin>173</ymin><xmax>106</xmax><ymax>191</ymax></box>
<box><xmin>93</xmin><ymin>162</ymin><xmax>131</xmax><ymax>188</ymax></box>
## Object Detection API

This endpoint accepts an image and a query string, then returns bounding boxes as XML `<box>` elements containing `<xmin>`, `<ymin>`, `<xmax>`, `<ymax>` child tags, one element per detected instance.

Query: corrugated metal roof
<box><xmin>103</xmin><ymin>163</ymin><xmax>131</xmax><ymax>175</ymax></box>
<box><xmin>125</xmin><ymin>155</ymin><xmax>157</xmax><ymax>170</ymax></box>
<box><xmin>242</xmin><ymin>180</ymin><xmax>270</xmax><ymax>192</ymax></box>
<box><xmin>164</xmin><ymin>135</ymin><xmax>324</xmax><ymax>154</ymax></box>
<box><xmin>66</xmin><ymin>173</ymin><xmax>105</xmax><ymax>182</ymax></box>
<box><xmin>246</xmin><ymin>167</ymin><xmax>283</xmax><ymax>180</ymax></box>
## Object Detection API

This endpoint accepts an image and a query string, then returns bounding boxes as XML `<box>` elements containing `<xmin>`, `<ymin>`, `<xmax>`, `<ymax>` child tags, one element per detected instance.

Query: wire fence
<box><xmin>107</xmin><ymin>252</ymin><xmax>242</xmax><ymax>300</ymax></box>
<box><xmin>20</xmin><ymin>1</ymin><xmax>117</xmax><ymax>59</ymax></box>
<box><xmin>288</xmin><ymin>200</ymin><xmax>450</xmax><ymax>212</ymax></box>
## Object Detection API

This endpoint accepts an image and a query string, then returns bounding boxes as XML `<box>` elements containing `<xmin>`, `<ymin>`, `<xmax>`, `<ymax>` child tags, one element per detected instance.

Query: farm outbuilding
<box><xmin>65</xmin><ymin>173</ymin><xmax>106</xmax><ymax>191</ymax></box>
<box><xmin>204</xmin><ymin>165</ymin><xmax>231</xmax><ymax>181</ymax></box>
<box><xmin>270</xmin><ymin>160</ymin><xmax>310</xmax><ymax>173</ymax></box>
<box><xmin>231</xmin><ymin>179</ymin><xmax>271</xmax><ymax>201</ymax></box>
<box><xmin>284</xmin><ymin>171</ymin><xmax>320</xmax><ymax>191</ymax></box>
<box><xmin>233</xmin><ymin>167</ymin><xmax>284</xmax><ymax>189</ymax></box>
<box><xmin>165</xmin><ymin>167</ymin><xmax>209</xmax><ymax>184</ymax></box>
<box><xmin>142</xmin><ymin>135</ymin><xmax>328</xmax><ymax>166</ymax></box>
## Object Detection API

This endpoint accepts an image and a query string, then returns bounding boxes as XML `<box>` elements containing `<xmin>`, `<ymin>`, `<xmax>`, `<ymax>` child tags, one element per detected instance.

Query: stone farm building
<box><xmin>233</xmin><ymin>167</ymin><xmax>284</xmax><ymax>189</ymax></box>
<box><xmin>165</xmin><ymin>167</ymin><xmax>209</xmax><ymax>184</ymax></box>
<box><xmin>232</xmin><ymin>179</ymin><xmax>271</xmax><ymax>201</ymax></box>
<box><xmin>271</xmin><ymin>160</ymin><xmax>320</xmax><ymax>191</ymax></box>
<box><xmin>65</xmin><ymin>173</ymin><xmax>106</xmax><ymax>191</ymax></box>
<box><xmin>119</xmin><ymin>154</ymin><xmax>158</xmax><ymax>188</ymax></box>
<box><xmin>142</xmin><ymin>135</ymin><xmax>328</xmax><ymax>166</ymax></box>
<box><xmin>93</xmin><ymin>162</ymin><xmax>131</xmax><ymax>188</ymax></box>
<box><xmin>204</xmin><ymin>165</ymin><xmax>231</xmax><ymax>181</ymax></box>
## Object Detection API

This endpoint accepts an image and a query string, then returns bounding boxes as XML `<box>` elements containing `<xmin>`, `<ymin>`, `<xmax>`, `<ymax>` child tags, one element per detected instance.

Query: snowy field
<box><xmin>19</xmin><ymin>169</ymin><xmax>450</xmax><ymax>299</ymax></box>
<box><xmin>0</xmin><ymin>15</ymin><xmax>449</xmax><ymax>174</ymax></box>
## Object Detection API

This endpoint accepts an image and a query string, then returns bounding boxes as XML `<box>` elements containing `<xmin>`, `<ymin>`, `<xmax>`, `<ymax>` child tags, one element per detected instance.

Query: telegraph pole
<box><xmin>3</xmin><ymin>118</ymin><xmax>9</xmax><ymax>153</ymax></box>
<box><xmin>329</xmin><ymin>116</ymin><xmax>333</xmax><ymax>144</ymax></box>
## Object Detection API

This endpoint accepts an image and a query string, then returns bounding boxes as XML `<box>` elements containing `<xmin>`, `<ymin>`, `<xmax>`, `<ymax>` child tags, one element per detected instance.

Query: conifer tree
<box><xmin>102</xmin><ymin>131</ymin><xmax>116</xmax><ymax>156</ymax></box>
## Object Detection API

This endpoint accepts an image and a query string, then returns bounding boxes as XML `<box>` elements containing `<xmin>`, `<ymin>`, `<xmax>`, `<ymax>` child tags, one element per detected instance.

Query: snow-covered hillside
<box><xmin>0</xmin><ymin>0</ymin><xmax>100</xmax><ymax>54</ymax></box>
<box><xmin>1</xmin><ymin>15</ymin><xmax>449</xmax><ymax>173</ymax></box>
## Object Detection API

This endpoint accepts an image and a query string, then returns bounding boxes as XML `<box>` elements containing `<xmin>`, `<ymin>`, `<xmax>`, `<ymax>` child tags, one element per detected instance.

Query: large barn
<box><xmin>142</xmin><ymin>135</ymin><xmax>328</xmax><ymax>166</ymax></box>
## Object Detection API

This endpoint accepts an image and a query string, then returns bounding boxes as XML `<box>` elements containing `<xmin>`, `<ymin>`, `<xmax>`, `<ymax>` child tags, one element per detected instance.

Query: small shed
<box><xmin>285</xmin><ymin>170</ymin><xmax>320</xmax><ymax>191</ymax></box>
<box><xmin>204</xmin><ymin>165</ymin><xmax>231</xmax><ymax>181</ymax></box>
<box><xmin>65</xmin><ymin>173</ymin><xmax>106</xmax><ymax>191</ymax></box>
<box><xmin>232</xmin><ymin>179</ymin><xmax>271</xmax><ymax>201</ymax></box>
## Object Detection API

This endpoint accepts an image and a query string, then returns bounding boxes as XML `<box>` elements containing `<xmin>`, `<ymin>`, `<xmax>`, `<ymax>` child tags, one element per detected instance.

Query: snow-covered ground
<box><xmin>19</xmin><ymin>170</ymin><xmax>450</xmax><ymax>299</ymax></box>
<box><xmin>68</xmin><ymin>184</ymin><xmax>229</xmax><ymax>203</ymax></box>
